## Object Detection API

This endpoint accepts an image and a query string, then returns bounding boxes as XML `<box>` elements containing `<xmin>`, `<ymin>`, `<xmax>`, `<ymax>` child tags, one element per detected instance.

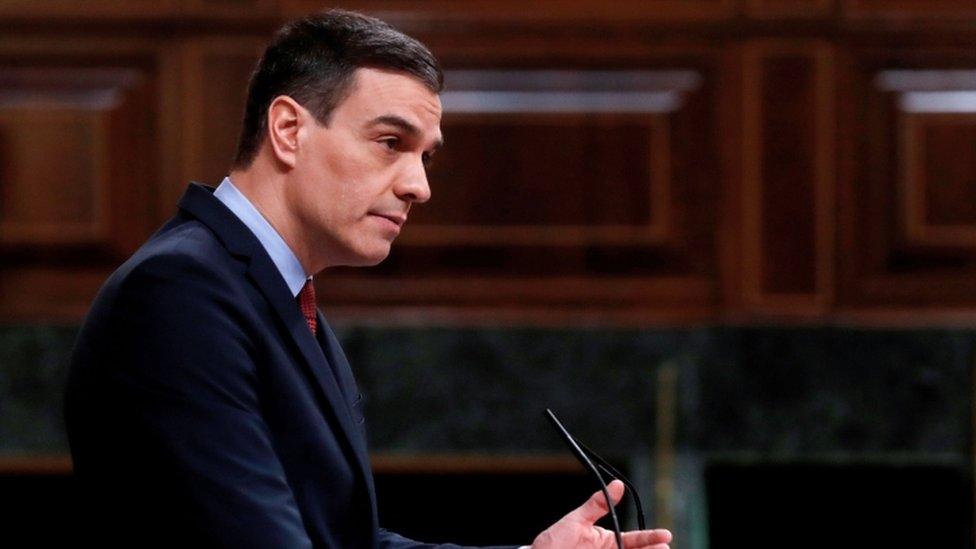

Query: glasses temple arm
<box><xmin>545</xmin><ymin>409</ymin><xmax>624</xmax><ymax>549</ymax></box>
<box><xmin>577</xmin><ymin>440</ymin><xmax>647</xmax><ymax>531</ymax></box>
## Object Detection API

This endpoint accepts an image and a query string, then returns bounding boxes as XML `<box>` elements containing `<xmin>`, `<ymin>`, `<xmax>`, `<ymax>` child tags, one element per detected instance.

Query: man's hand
<box><xmin>530</xmin><ymin>480</ymin><xmax>672</xmax><ymax>549</ymax></box>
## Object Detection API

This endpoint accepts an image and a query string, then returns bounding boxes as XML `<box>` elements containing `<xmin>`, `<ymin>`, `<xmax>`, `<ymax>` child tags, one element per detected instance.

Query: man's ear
<box><xmin>266</xmin><ymin>95</ymin><xmax>307</xmax><ymax>169</ymax></box>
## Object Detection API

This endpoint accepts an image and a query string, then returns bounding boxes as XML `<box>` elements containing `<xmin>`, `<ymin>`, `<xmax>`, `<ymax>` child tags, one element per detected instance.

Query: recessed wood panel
<box><xmin>0</xmin><ymin>67</ymin><xmax>155</xmax><ymax>251</ymax></box>
<box><xmin>740</xmin><ymin>43</ymin><xmax>835</xmax><ymax>314</ymax></box>
<box><xmin>407</xmin><ymin>68</ymin><xmax>700</xmax><ymax>260</ymax></box>
<box><xmin>428</xmin><ymin>117</ymin><xmax>658</xmax><ymax>227</ymax></box>
<box><xmin>0</xmin><ymin>109</ymin><xmax>100</xmax><ymax>243</ymax></box>
<box><xmin>901</xmin><ymin>114</ymin><xmax>976</xmax><ymax>247</ymax></box>
<box><xmin>838</xmin><ymin>58</ymin><xmax>976</xmax><ymax>308</ymax></box>
<box><xmin>413</xmin><ymin>112</ymin><xmax>671</xmax><ymax>247</ymax></box>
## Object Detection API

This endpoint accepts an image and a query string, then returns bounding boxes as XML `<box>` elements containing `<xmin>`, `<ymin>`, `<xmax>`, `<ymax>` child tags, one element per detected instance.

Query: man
<box><xmin>64</xmin><ymin>9</ymin><xmax>673</xmax><ymax>549</ymax></box>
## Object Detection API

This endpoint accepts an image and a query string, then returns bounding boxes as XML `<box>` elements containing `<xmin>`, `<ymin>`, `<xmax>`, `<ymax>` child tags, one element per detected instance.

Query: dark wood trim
<box><xmin>0</xmin><ymin>453</ymin><xmax>582</xmax><ymax>476</ymax></box>
<box><xmin>0</xmin><ymin>455</ymin><xmax>73</xmax><ymax>475</ymax></box>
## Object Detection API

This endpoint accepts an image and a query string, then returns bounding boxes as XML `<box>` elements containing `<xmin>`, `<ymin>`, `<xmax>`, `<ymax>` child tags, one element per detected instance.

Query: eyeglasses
<box><xmin>545</xmin><ymin>408</ymin><xmax>646</xmax><ymax>549</ymax></box>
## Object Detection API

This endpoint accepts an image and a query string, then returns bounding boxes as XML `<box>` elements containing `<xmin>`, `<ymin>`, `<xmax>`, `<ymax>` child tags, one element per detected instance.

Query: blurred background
<box><xmin>2</xmin><ymin>1</ymin><xmax>976</xmax><ymax>547</ymax></box>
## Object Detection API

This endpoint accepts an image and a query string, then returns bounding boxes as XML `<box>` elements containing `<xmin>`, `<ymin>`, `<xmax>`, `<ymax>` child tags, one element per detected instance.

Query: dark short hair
<box><xmin>232</xmin><ymin>9</ymin><xmax>443</xmax><ymax>169</ymax></box>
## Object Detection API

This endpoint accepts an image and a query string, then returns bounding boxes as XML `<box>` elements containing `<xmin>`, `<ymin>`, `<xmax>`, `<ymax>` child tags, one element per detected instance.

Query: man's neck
<box><xmin>228</xmin><ymin>165</ymin><xmax>322</xmax><ymax>275</ymax></box>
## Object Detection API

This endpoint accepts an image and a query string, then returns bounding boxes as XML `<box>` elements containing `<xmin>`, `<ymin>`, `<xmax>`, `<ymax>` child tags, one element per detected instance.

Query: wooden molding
<box><xmin>283</xmin><ymin>0</ymin><xmax>737</xmax><ymax>24</ymax></box>
<box><xmin>844</xmin><ymin>0</ymin><xmax>976</xmax><ymax>20</ymax></box>
<box><xmin>0</xmin><ymin>453</ymin><xmax>584</xmax><ymax>476</ymax></box>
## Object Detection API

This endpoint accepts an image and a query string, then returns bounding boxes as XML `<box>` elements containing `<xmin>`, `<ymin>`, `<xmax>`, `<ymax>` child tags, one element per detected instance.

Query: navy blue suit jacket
<box><xmin>65</xmin><ymin>183</ymin><xmax>517</xmax><ymax>548</ymax></box>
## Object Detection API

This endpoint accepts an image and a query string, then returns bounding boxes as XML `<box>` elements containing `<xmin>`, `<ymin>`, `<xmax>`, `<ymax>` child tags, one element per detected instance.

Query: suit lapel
<box><xmin>315</xmin><ymin>316</ymin><xmax>358</xmax><ymax>402</ymax></box>
<box><xmin>245</xmin><ymin>248</ymin><xmax>378</xmax><ymax>548</ymax></box>
<box><xmin>245</xmin><ymin>256</ymin><xmax>369</xmax><ymax>457</ymax></box>
<box><xmin>177</xmin><ymin>183</ymin><xmax>372</xmax><ymax>502</ymax></box>
<box><xmin>315</xmin><ymin>316</ymin><xmax>378</xmax><ymax>522</ymax></box>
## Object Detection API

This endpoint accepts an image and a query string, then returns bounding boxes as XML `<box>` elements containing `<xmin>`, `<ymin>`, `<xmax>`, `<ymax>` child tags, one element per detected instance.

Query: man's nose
<box><xmin>396</xmin><ymin>160</ymin><xmax>431</xmax><ymax>204</ymax></box>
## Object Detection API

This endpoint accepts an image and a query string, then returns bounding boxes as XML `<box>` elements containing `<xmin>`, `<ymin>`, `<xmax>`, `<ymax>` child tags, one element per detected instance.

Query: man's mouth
<box><xmin>370</xmin><ymin>212</ymin><xmax>406</xmax><ymax>227</ymax></box>
<box><xmin>369</xmin><ymin>212</ymin><xmax>407</xmax><ymax>235</ymax></box>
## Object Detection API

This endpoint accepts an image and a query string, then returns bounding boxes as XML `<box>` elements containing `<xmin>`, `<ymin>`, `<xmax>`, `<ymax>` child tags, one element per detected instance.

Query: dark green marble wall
<box><xmin>0</xmin><ymin>325</ymin><xmax>77</xmax><ymax>453</ymax></box>
<box><xmin>2</xmin><ymin>324</ymin><xmax>971</xmax><ymax>460</ymax></box>
<box><xmin>340</xmin><ymin>326</ymin><xmax>973</xmax><ymax>459</ymax></box>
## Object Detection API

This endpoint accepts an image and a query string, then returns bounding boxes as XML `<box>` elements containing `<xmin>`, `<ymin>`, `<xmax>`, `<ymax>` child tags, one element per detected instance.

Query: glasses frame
<box><xmin>545</xmin><ymin>408</ymin><xmax>646</xmax><ymax>549</ymax></box>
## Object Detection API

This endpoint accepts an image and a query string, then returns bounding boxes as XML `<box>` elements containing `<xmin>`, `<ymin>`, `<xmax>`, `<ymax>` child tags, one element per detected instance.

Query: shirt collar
<box><xmin>213</xmin><ymin>176</ymin><xmax>310</xmax><ymax>297</ymax></box>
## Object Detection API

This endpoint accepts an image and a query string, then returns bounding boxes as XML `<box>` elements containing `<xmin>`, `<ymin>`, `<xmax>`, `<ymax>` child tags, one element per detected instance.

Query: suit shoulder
<box><xmin>96</xmin><ymin>219</ymin><xmax>245</xmax><ymax>308</ymax></box>
<box><xmin>129</xmin><ymin>219</ymin><xmax>237</xmax><ymax>275</ymax></box>
<box><xmin>140</xmin><ymin>219</ymin><xmax>235</xmax><ymax>269</ymax></box>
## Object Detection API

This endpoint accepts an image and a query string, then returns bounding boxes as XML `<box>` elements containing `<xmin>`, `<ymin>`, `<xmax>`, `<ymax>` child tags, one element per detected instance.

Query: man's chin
<box><xmin>344</xmin><ymin>246</ymin><xmax>392</xmax><ymax>268</ymax></box>
<box><xmin>361</xmin><ymin>254</ymin><xmax>388</xmax><ymax>267</ymax></box>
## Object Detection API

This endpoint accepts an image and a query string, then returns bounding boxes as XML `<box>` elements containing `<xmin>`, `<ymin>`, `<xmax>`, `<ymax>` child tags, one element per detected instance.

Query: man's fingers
<box><xmin>571</xmin><ymin>479</ymin><xmax>625</xmax><ymax>524</ymax></box>
<box><xmin>622</xmin><ymin>528</ymin><xmax>673</xmax><ymax>548</ymax></box>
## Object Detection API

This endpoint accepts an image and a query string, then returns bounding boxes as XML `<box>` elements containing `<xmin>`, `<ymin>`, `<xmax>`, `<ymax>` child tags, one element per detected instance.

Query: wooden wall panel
<box><xmin>1</xmin><ymin>5</ymin><xmax>976</xmax><ymax>322</ymax></box>
<box><xmin>0</xmin><ymin>67</ymin><xmax>155</xmax><ymax>253</ymax></box>
<box><xmin>901</xmin><ymin>113</ymin><xmax>976</xmax><ymax>248</ymax></box>
<box><xmin>0</xmin><ymin>108</ymin><xmax>101</xmax><ymax>245</ymax></box>
<box><xmin>745</xmin><ymin>0</ymin><xmax>834</xmax><ymax>19</ymax></box>
<box><xmin>285</xmin><ymin>0</ymin><xmax>736</xmax><ymax>23</ymax></box>
<box><xmin>179</xmin><ymin>40</ymin><xmax>265</xmax><ymax>191</ymax></box>
<box><xmin>838</xmin><ymin>55</ymin><xmax>976</xmax><ymax>309</ymax></box>
<box><xmin>844</xmin><ymin>1</ymin><xmax>976</xmax><ymax>19</ymax></box>
<box><xmin>409</xmin><ymin>114</ymin><xmax>671</xmax><ymax>245</ymax></box>
<box><xmin>0</xmin><ymin>0</ymin><xmax>279</xmax><ymax>20</ymax></box>
<box><xmin>0</xmin><ymin>0</ymin><xmax>180</xmax><ymax>19</ymax></box>
<box><xmin>739</xmin><ymin>42</ymin><xmax>834</xmax><ymax>315</ymax></box>
<box><xmin>407</xmin><ymin>70</ymin><xmax>693</xmax><ymax>247</ymax></box>
<box><xmin>0</xmin><ymin>40</ymin><xmax>162</xmax><ymax>322</ymax></box>
<box><xmin>319</xmin><ymin>61</ymin><xmax>725</xmax><ymax>319</ymax></box>
<box><xmin>181</xmin><ymin>0</ymin><xmax>277</xmax><ymax>17</ymax></box>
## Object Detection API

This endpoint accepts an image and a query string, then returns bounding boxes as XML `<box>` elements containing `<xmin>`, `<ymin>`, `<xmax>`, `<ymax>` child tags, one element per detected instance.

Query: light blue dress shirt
<box><xmin>213</xmin><ymin>176</ymin><xmax>310</xmax><ymax>298</ymax></box>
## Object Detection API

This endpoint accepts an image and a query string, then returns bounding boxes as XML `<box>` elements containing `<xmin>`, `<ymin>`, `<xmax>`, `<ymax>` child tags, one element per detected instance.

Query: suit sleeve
<box><xmin>101</xmin><ymin>252</ymin><xmax>313</xmax><ymax>547</ymax></box>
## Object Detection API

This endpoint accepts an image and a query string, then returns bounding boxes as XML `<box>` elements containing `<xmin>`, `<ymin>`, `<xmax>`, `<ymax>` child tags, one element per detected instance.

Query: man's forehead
<box><xmin>346</xmin><ymin>67</ymin><xmax>441</xmax><ymax>113</ymax></box>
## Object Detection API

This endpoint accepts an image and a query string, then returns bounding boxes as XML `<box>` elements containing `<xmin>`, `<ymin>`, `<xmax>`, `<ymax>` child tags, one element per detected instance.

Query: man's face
<box><xmin>287</xmin><ymin>67</ymin><xmax>442</xmax><ymax>268</ymax></box>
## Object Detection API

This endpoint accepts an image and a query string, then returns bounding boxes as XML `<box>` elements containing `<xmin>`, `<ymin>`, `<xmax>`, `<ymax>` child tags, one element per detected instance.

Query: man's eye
<box><xmin>381</xmin><ymin>138</ymin><xmax>398</xmax><ymax>150</ymax></box>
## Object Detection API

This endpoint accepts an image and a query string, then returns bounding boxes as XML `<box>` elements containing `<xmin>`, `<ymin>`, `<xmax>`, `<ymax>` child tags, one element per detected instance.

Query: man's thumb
<box><xmin>572</xmin><ymin>479</ymin><xmax>625</xmax><ymax>524</ymax></box>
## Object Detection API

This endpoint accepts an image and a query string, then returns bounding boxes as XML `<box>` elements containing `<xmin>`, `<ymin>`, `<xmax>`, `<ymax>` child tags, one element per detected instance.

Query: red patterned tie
<box><xmin>297</xmin><ymin>279</ymin><xmax>317</xmax><ymax>335</ymax></box>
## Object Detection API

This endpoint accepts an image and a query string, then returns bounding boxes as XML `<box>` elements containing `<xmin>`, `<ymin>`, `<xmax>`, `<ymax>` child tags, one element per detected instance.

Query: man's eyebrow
<box><xmin>368</xmin><ymin>114</ymin><xmax>444</xmax><ymax>150</ymax></box>
<box><xmin>369</xmin><ymin>114</ymin><xmax>418</xmax><ymax>135</ymax></box>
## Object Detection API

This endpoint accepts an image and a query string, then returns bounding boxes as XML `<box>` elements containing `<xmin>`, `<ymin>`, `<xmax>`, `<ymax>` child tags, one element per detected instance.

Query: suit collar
<box><xmin>178</xmin><ymin>182</ymin><xmax>259</xmax><ymax>260</ymax></box>
<box><xmin>213</xmin><ymin>177</ymin><xmax>309</xmax><ymax>297</ymax></box>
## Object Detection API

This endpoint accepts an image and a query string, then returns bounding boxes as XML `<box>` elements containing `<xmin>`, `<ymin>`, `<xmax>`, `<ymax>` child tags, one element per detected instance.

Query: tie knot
<box><xmin>298</xmin><ymin>279</ymin><xmax>317</xmax><ymax>335</ymax></box>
